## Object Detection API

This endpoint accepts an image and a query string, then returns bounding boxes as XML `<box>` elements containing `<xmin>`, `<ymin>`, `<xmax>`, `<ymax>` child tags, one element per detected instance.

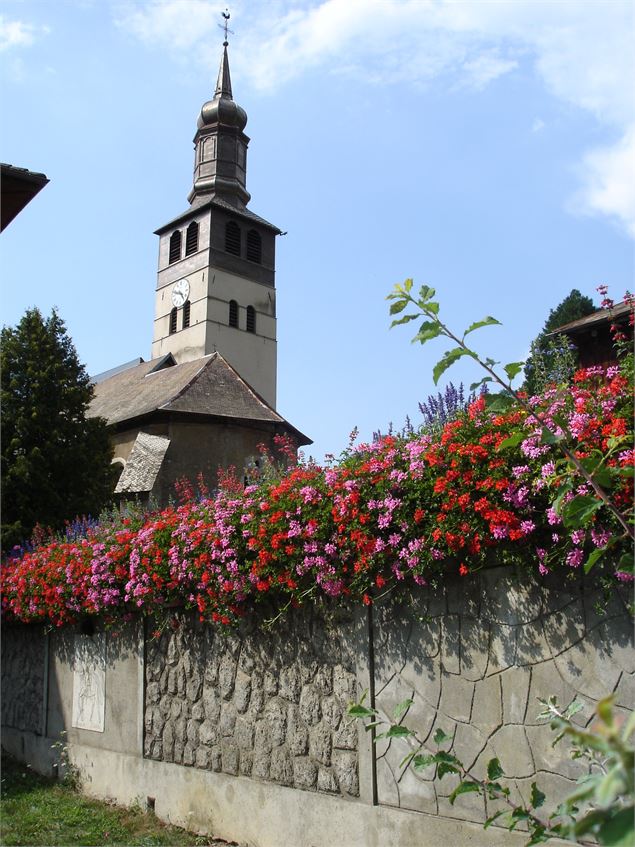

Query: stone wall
<box><xmin>373</xmin><ymin>568</ymin><xmax>634</xmax><ymax>822</ymax></box>
<box><xmin>143</xmin><ymin>607</ymin><xmax>362</xmax><ymax>797</ymax></box>
<box><xmin>1</xmin><ymin>568</ymin><xmax>633</xmax><ymax>847</ymax></box>
<box><xmin>1</xmin><ymin>624</ymin><xmax>46</xmax><ymax>734</ymax></box>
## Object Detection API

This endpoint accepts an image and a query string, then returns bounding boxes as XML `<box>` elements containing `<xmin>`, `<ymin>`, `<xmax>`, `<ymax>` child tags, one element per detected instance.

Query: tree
<box><xmin>1</xmin><ymin>308</ymin><xmax>115</xmax><ymax>551</ymax></box>
<box><xmin>523</xmin><ymin>289</ymin><xmax>596</xmax><ymax>396</ymax></box>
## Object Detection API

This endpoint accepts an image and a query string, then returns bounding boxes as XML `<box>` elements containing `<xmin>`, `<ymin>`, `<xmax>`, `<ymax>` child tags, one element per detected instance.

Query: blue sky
<box><xmin>1</xmin><ymin>0</ymin><xmax>633</xmax><ymax>462</ymax></box>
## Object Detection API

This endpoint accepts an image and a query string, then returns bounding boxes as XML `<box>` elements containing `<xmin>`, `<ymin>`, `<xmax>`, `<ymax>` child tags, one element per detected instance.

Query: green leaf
<box><xmin>530</xmin><ymin>782</ymin><xmax>546</xmax><ymax>809</ymax></box>
<box><xmin>433</xmin><ymin>728</ymin><xmax>451</xmax><ymax>745</ymax></box>
<box><xmin>597</xmin><ymin>806</ymin><xmax>635</xmax><ymax>846</ymax></box>
<box><xmin>418</xmin><ymin>285</ymin><xmax>436</xmax><ymax>302</ymax></box>
<box><xmin>595</xmin><ymin>770</ymin><xmax>624</xmax><ymax>807</ymax></box>
<box><xmin>540</xmin><ymin>427</ymin><xmax>563</xmax><ymax>445</ymax></box>
<box><xmin>437</xmin><ymin>761</ymin><xmax>460</xmax><ymax>779</ymax></box>
<box><xmin>596</xmin><ymin>695</ymin><xmax>615</xmax><ymax>727</ymax></box>
<box><xmin>483</xmin><ymin>810</ymin><xmax>504</xmax><ymax>829</ymax></box>
<box><xmin>463</xmin><ymin>316</ymin><xmax>502</xmax><ymax>338</ymax></box>
<box><xmin>347</xmin><ymin>704</ymin><xmax>376</xmax><ymax>719</ymax></box>
<box><xmin>561</xmin><ymin>495</ymin><xmax>602</xmax><ymax>529</ymax></box>
<box><xmin>384</xmin><ymin>724</ymin><xmax>414</xmax><ymax>739</ymax></box>
<box><xmin>503</xmin><ymin>361</ymin><xmax>524</xmax><ymax>381</ymax></box>
<box><xmin>584</xmin><ymin>545</ymin><xmax>607</xmax><ymax>574</ymax></box>
<box><xmin>393</xmin><ymin>698</ymin><xmax>414</xmax><ymax>720</ymax></box>
<box><xmin>469</xmin><ymin>376</ymin><xmax>493</xmax><ymax>391</ymax></box>
<box><xmin>432</xmin><ymin>348</ymin><xmax>476</xmax><ymax>385</ymax></box>
<box><xmin>483</xmin><ymin>393</ymin><xmax>515</xmax><ymax>413</ymax></box>
<box><xmin>498</xmin><ymin>432</ymin><xmax>525</xmax><ymax>450</ymax></box>
<box><xmin>424</xmin><ymin>301</ymin><xmax>440</xmax><ymax>316</ymax></box>
<box><xmin>617</xmin><ymin>552</ymin><xmax>634</xmax><ymax>574</ymax></box>
<box><xmin>399</xmin><ymin>751</ymin><xmax>416</xmax><ymax>768</ymax></box>
<box><xmin>412</xmin><ymin>321</ymin><xmax>443</xmax><ymax>344</ymax></box>
<box><xmin>412</xmin><ymin>753</ymin><xmax>436</xmax><ymax>772</ymax></box>
<box><xmin>448</xmin><ymin>781</ymin><xmax>480</xmax><ymax>805</ymax></box>
<box><xmin>390</xmin><ymin>313</ymin><xmax>420</xmax><ymax>328</ymax></box>
<box><xmin>487</xmin><ymin>758</ymin><xmax>504</xmax><ymax>780</ymax></box>
<box><xmin>389</xmin><ymin>299</ymin><xmax>408</xmax><ymax>315</ymax></box>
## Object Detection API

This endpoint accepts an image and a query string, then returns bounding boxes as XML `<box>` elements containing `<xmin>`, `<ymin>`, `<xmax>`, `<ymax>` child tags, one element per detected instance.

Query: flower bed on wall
<box><xmin>1</xmin><ymin>365</ymin><xmax>632</xmax><ymax>629</ymax></box>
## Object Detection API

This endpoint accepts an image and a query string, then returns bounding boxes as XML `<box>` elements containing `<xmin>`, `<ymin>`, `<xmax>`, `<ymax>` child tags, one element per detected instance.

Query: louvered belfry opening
<box><xmin>246</xmin><ymin>229</ymin><xmax>262</xmax><ymax>263</ymax></box>
<box><xmin>246</xmin><ymin>305</ymin><xmax>256</xmax><ymax>334</ymax></box>
<box><xmin>185</xmin><ymin>221</ymin><xmax>199</xmax><ymax>256</ymax></box>
<box><xmin>169</xmin><ymin>307</ymin><xmax>178</xmax><ymax>334</ymax></box>
<box><xmin>169</xmin><ymin>230</ymin><xmax>182</xmax><ymax>264</ymax></box>
<box><xmin>229</xmin><ymin>299</ymin><xmax>238</xmax><ymax>328</ymax></box>
<box><xmin>225</xmin><ymin>221</ymin><xmax>241</xmax><ymax>256</ymax></box>
<box><xmin>183</xmin><ymin>300</ymin><xmax>191</xmax><ymax>329</ymax></box>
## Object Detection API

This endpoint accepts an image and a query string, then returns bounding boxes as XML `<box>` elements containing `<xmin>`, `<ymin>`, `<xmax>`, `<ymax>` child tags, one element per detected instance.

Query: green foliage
<box><xmin>1</xmin><ymin>308</ymin><xmax>116</xmax><ymax>551</ymax></box>
<box><xmin>523</xmin><ymin>289</ymin><xmax>595</xmax><ymax>396</ymax></box>
<box><xmin>349</xmin><ymin>695</ymin><xmax>635</xmax><ymax>846</ymax></box>
<box><xmin>0</xmin><ymin>752</ymin><xmax>216</xmax><ymax>846</ymax></box>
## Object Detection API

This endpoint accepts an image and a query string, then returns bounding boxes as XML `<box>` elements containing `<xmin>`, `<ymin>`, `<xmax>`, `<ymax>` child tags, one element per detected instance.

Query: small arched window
<box><xmin>246</xmin><ymin>305</ymin><xmax>256</xmax><ymax>334</ymax></box>
<box><xmin>246</xmin><ymin>229</ymin><xmax>262</xmax><ymax>264</ymax></box>
<box><xmin>225</xmin><ymin>221</ymin><xmax>241</xmax><ymax>256</ymax></box>
<box><xmin>229</xmin><ymin>299</ymin><xmax>238</xmax><ymax>328</ymax></box>
<box><xmin>183</xmin><ymin>300</ymin><xmax>191</xmax><ymax>329</ymax></box>
<box><xmin>169</xmin><ymin>230</ymin><xmax>182</xmax><ymax>264</ymax></box>
<box><xmin>169</xmin><ymin>307</ymin><xmax>178</xmax><ymax>335</ymax></box>
<box><xmin>185</xmin><ymin>221</ymin><xmax>199</xmax><ymax>256</ymax></box>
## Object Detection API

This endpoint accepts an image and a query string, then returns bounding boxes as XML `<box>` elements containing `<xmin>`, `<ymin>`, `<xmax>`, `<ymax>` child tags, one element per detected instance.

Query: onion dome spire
<box><xmin>188</xmin><ymin>11</ymin><xmax>250</xmax><ymax>207</ymax></box>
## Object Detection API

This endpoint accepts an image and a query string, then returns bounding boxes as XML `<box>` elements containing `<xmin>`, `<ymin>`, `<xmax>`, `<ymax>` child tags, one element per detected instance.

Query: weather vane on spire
<box><xmin>219</xmin><ymin>9</ymin><xmax>233</xmax><ymax>47</ymax></box>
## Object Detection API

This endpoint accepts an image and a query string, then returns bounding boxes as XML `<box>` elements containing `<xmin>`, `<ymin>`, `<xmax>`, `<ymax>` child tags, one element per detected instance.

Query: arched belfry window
<box><xmin>229</xmin><ymin>299</ymin><xmax>238</xmax><ymax>328</ymax></box>
<box><xmin>225</xmin><ymin>221</ymin><xmax>241</xmax><ymax>256</ymax></box>
<box><xmin>169</xmin><ymin>230</ymin><xmax>182</xmax><ymax>264</ymax></box>
<box><xmin>183</xmin><ymin>300</ymin><xmax>191</xmax><ymax>329</ymax></box>
<box><xmin>246</xmin><ymin>229</ymin><xmax>262</xmax><ymax>264</ymax></box>
<box><xmin>185</xmin><ymin>221</ymin><xmax>199</xmax><ymax>256</ymax></box>
<box><xmin>169</xmin><ymin>307</ymin><xmax>178</xmax><ymax>335</ymax></box>
<box><xmin>246</xmin><ymin>305</ymin><xmax>256</xmax><ymax>334</ymax></box>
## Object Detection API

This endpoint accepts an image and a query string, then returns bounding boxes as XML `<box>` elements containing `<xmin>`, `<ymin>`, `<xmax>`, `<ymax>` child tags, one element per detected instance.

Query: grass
<box><xmin>0</xmin><ymin>751</ymin><xmax>232</xmax><ymax>846</ymax></box>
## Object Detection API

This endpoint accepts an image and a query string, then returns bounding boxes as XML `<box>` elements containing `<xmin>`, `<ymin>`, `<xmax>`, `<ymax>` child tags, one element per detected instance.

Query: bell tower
<box><xmin>151</xmin><ymin>21</ymin><xmax>279</xmax><ymax>408</ymax></box>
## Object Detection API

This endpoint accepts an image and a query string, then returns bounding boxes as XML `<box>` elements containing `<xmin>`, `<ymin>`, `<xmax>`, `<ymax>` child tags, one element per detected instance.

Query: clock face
<box><xmin>171</xmin><ymin>278</ymin><xmax>190</xmax><ymax>308</ymax></box>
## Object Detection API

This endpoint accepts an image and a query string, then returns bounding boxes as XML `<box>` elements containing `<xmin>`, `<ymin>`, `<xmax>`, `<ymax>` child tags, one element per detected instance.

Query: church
<box><xmin>90</xmin><ymin>34</ymin><xmax>310</xmax><ymax>504</ymax></box>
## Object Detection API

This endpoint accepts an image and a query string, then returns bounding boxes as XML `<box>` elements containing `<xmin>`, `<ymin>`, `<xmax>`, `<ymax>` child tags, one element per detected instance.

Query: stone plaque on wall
<box><xmin>72</xmin><ymin>633</ymin><xmax>106</xmax><ymax>732</ymax></box>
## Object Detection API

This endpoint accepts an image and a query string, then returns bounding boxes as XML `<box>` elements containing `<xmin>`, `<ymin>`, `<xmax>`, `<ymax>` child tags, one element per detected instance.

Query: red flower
<box><xmin>459</xmin><ymin>564</ymin><xmax>469</xmax><ymax>576</ymax></box>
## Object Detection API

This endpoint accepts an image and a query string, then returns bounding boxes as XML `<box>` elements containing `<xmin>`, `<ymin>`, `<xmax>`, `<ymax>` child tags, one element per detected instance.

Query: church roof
<box><xmin>114</xmin><ymin>432</ymin><xmax>171</xmax><ymax>494</ymax></box>
<box><xmin>154</xmin><ymin>197</ymin><xmax>281</xmax><ymax>235</ymax></box>
<box><xmin>89</xmin><ymin>352</ymin><xmax>311</xmax><ymax>444</ymax></box>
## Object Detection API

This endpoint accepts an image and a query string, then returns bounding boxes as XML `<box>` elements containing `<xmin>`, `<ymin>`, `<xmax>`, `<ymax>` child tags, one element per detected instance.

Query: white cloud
<box><xmin>114</xmin><ymin>0</ymin><xmax>635</xmax><ymax>236</ymax></box>
<box><xmin>573</xmin><ymin>125</ymin><xmax>635</xmax><ymax>238</ymax></box>
<box><xmin>0</xmin><ymin>15</ymin><xmax>44</xmax><ymax>52</ymax></box>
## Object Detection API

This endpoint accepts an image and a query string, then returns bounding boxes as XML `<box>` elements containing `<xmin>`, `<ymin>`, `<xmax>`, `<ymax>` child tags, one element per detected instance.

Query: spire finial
<box><xmin>219</xmin><ymin>9</ymin><xmax>233</xmax><ymax>47</ymax></box>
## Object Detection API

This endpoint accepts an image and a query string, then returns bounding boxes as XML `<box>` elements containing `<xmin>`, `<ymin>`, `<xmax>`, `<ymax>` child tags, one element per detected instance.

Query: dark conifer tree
<box><xmin>523</xmin><ymin>289</ymin><xmax>596</xmax><ymax>396</ymax></box>
<box><xmin>1</xmin><ymin>308</ymin><xmax>115</xmax><ymax>551</ymax></box>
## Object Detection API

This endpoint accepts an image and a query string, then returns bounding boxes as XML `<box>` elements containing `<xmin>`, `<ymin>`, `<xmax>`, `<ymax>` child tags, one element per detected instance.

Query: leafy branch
<box><xmin>349</xmin><ymin>694</ymin><xmax>634</xmax><ymax>846</ymax></box>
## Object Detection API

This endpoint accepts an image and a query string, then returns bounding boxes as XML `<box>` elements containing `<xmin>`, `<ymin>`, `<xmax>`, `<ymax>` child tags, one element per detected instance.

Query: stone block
<box><xmin>321</xmin><ymin>695</ymin><xmax>342</xmax><ymax>730</ymax></box>
<box><xmin>177</xmin><ymin>666</ymin><xmax>186</xmax><ymax>696</ymax></box>
<box><xmin>615</xmin><ymin>672</ymin><xmax>635</xmax><ymax>709</ymax></box>
<box><xmin>300</xmin><ymin>684</ymin><xmax>322</xmax><ymax>725</ymax></box>
<box><xmin>438</xmin><ymin>673</ymin><xmax>474</xmax><ymax>724</ymax></box>
<box><xmin>195</xmin><ymin>747</ymin><xmax>209</xmax><ymax>769</ymax></box>
<box><xmin>167</xmin><ymin>668</ymin><xmax>178</xmax><ymax>694</ymax></box>
<box><xmin>501</xmin><ymin>666</ymin><xmax>531</xmax><ymax>723</ymax></box>
<box><xmin>279</xmin><ymin>664</ymin><xmax>302</xmax><ymax>702</ymax></box>
<box><xmin>190</xmin><ymin>701</ymin><xmax>204</xmax><ymax>721</ymax></box>
<box><xmin>525</xmin><ymin>724</ymin><xmax>586</xmax><ymax>781</ymax></box>
<box><xmin>553</xmin><ymin>627</ymin><xmax>622</xmax><ymax>701</ymax></box>
<box><xmin>293</xmin><ymin>757</ymin><xmax>317</xmax><ymax>790</ymax></box>
<box><xmin>287</xmin><ymin>704</ymin><xmax>309</xmax><ymax>755</ymax></box>
<box><xmin>471</xmin><ymin>674</ymin><xmax>502</xmax><ymax>734</ymax></box>
<box><xmin>162</xmin><ymin>722</ymin><xmax>174</xmax><ymax>761</ymax></box>
<box><xmin>527</xmin><ymin>660</ymin><xmax>589</xmax><ymax>726</ymax></box>
<box><xmin>543</xmin><ymin>601</ymin><xmax>586</xmax><ymax>657</ymax></box>
<box><xmin>309</xmin><ymin>722</ymin><xmax>332</xmax><ymax>765</ymax></box>
<box><xmin>264</xmin><ymin>670</ymin><xmax>278</xmax><ymax>696</ymax></box>
<box><xmin>169</xmin><ymin>699</ymin><xmax>182</xmax><ymax>720</ymax></box>
<box><xmin>220</xmin><ymin>703</ymin><xmax>237</xmax><ymax>737</ymax></box>
<box><xmin>333</xmin><ymin>665</ymin><xmax>357</xmax><ymax>704</ymax></box>
<box><xmin>480</xmin><ymin>570</ymin><xmax>542</xmax><ymax>625</ymax></box>
<box><xmin>490</xmin><ymin>725</ymin><xmax>534</xmax><ymax>778</ymax></box>
<box><xmin>146</xmin><ymin>681</ymin><xmax>160</xmax><ymax>704</ymax></box>
<box><xmin>270</xmin><ymin>748</ymin><xmax>294</xmax><ymax>785</ymax></box>
<box><xmin>332</xmin><ymin>750</ymin><xmax>359</xmax><ymax>796</ymax></box>
<box><xmin>159</xmin><ymin>694</ymin><xmax>171</xmax><ymax>718</ymax></box>
<box><xmin>313</xmin><ymin>665</ymin><xmax>333</xmax><ymax>695</ymax></box>
<box><xmin>299</xmin><ymin>659</ymin><xmax>319</xmax><ymax>685</ymax></box>
<box><xmin>186</xmin><ymin>718</ymin><xmax>199</xmax><ymax>746</ymax></box>
<box><xmin>441</xmin><ymin>616</ymin><xmax>461</xmax><ymax>674</ymax></box>
<box><xmin>264</xmin><ymin>698</ymin><xmax>287</xmax><ymax>746</ymax></box>
<box><xmin>239</xmin><ymin>749</ymin><xmax>253</xmax><ymax>776</ymax></box>
<box><xmin>219</xmin><ymin>653</ymin><xmax>237</xmax><ymax>700</ymax></box>
<box><xmin>254</xmin><ymin>720</ymin><xmax>273</xmax><ymax>755</ymax></box>
<box><xmin>458</xmin><ymin>617</ymin><xmax>489</xmax><ymax>680</ymax></box>
<box><xmin>173</xmin><ymin>741</ymin><xmax>184</xmax><ymax>764</ymax></box>
<box><xmin>186</xmin><ymin>669</ymin><xmax>202</xmax><ymax>702</ymax></box>
<box><xmin>317</xmin><ymin>767</ymin><xmax>339</xmax><ymax>793</ymax></box>
<box><xmin>210</xmin><ymin>746</ymin><xmax>222</xmax><ymax>772</ymax></box>
<box><xmin>252</xmin><ymin>749</ymin><xmax>270</xmax><ymax>780</ymax></box>
<box><xmin>334</xmin><ymin>716</ymin><xmax>359</xmax><ymax>751</ymax></box>
<box><xmin>173</xmin><ymin>717</ymin><xmax>186</xmax><ymax>744</ymax></box>
<box><xmin>182</xmin><ymin>744</ymin><xmax>195</xmax><ymax>766</ymax></box>
<box><xmin>487</xmin><ymin>623</ymin><xmax>517</xmax><ymax>673</ymax></box>
<box><xmin>452</xmin><ymin>722</ymin><xmax>488</xmax><ymax>773</ymax></box>
<box><xmin>516</xmin><ymin>619</ymin><xmax>550</xmax><ymax>665</ymax></box>
<box><xmin>198</xmin><ymin>720</ymin><xmax>219</xmax><ymax>747</ymax></box>
<box><xmin>221</xmin><ymin>740</ymin><xmax>239</xmax><ymax>775</ymax></box>
<box><xmin>202</xmin><ymin>686</ymin><xmax>221</xmax><ymax>722</ymax></box>
<box><xmin>235</xmin><ymin>715</ymin><xmax>255</xmax><ymax>750</ymax></box>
